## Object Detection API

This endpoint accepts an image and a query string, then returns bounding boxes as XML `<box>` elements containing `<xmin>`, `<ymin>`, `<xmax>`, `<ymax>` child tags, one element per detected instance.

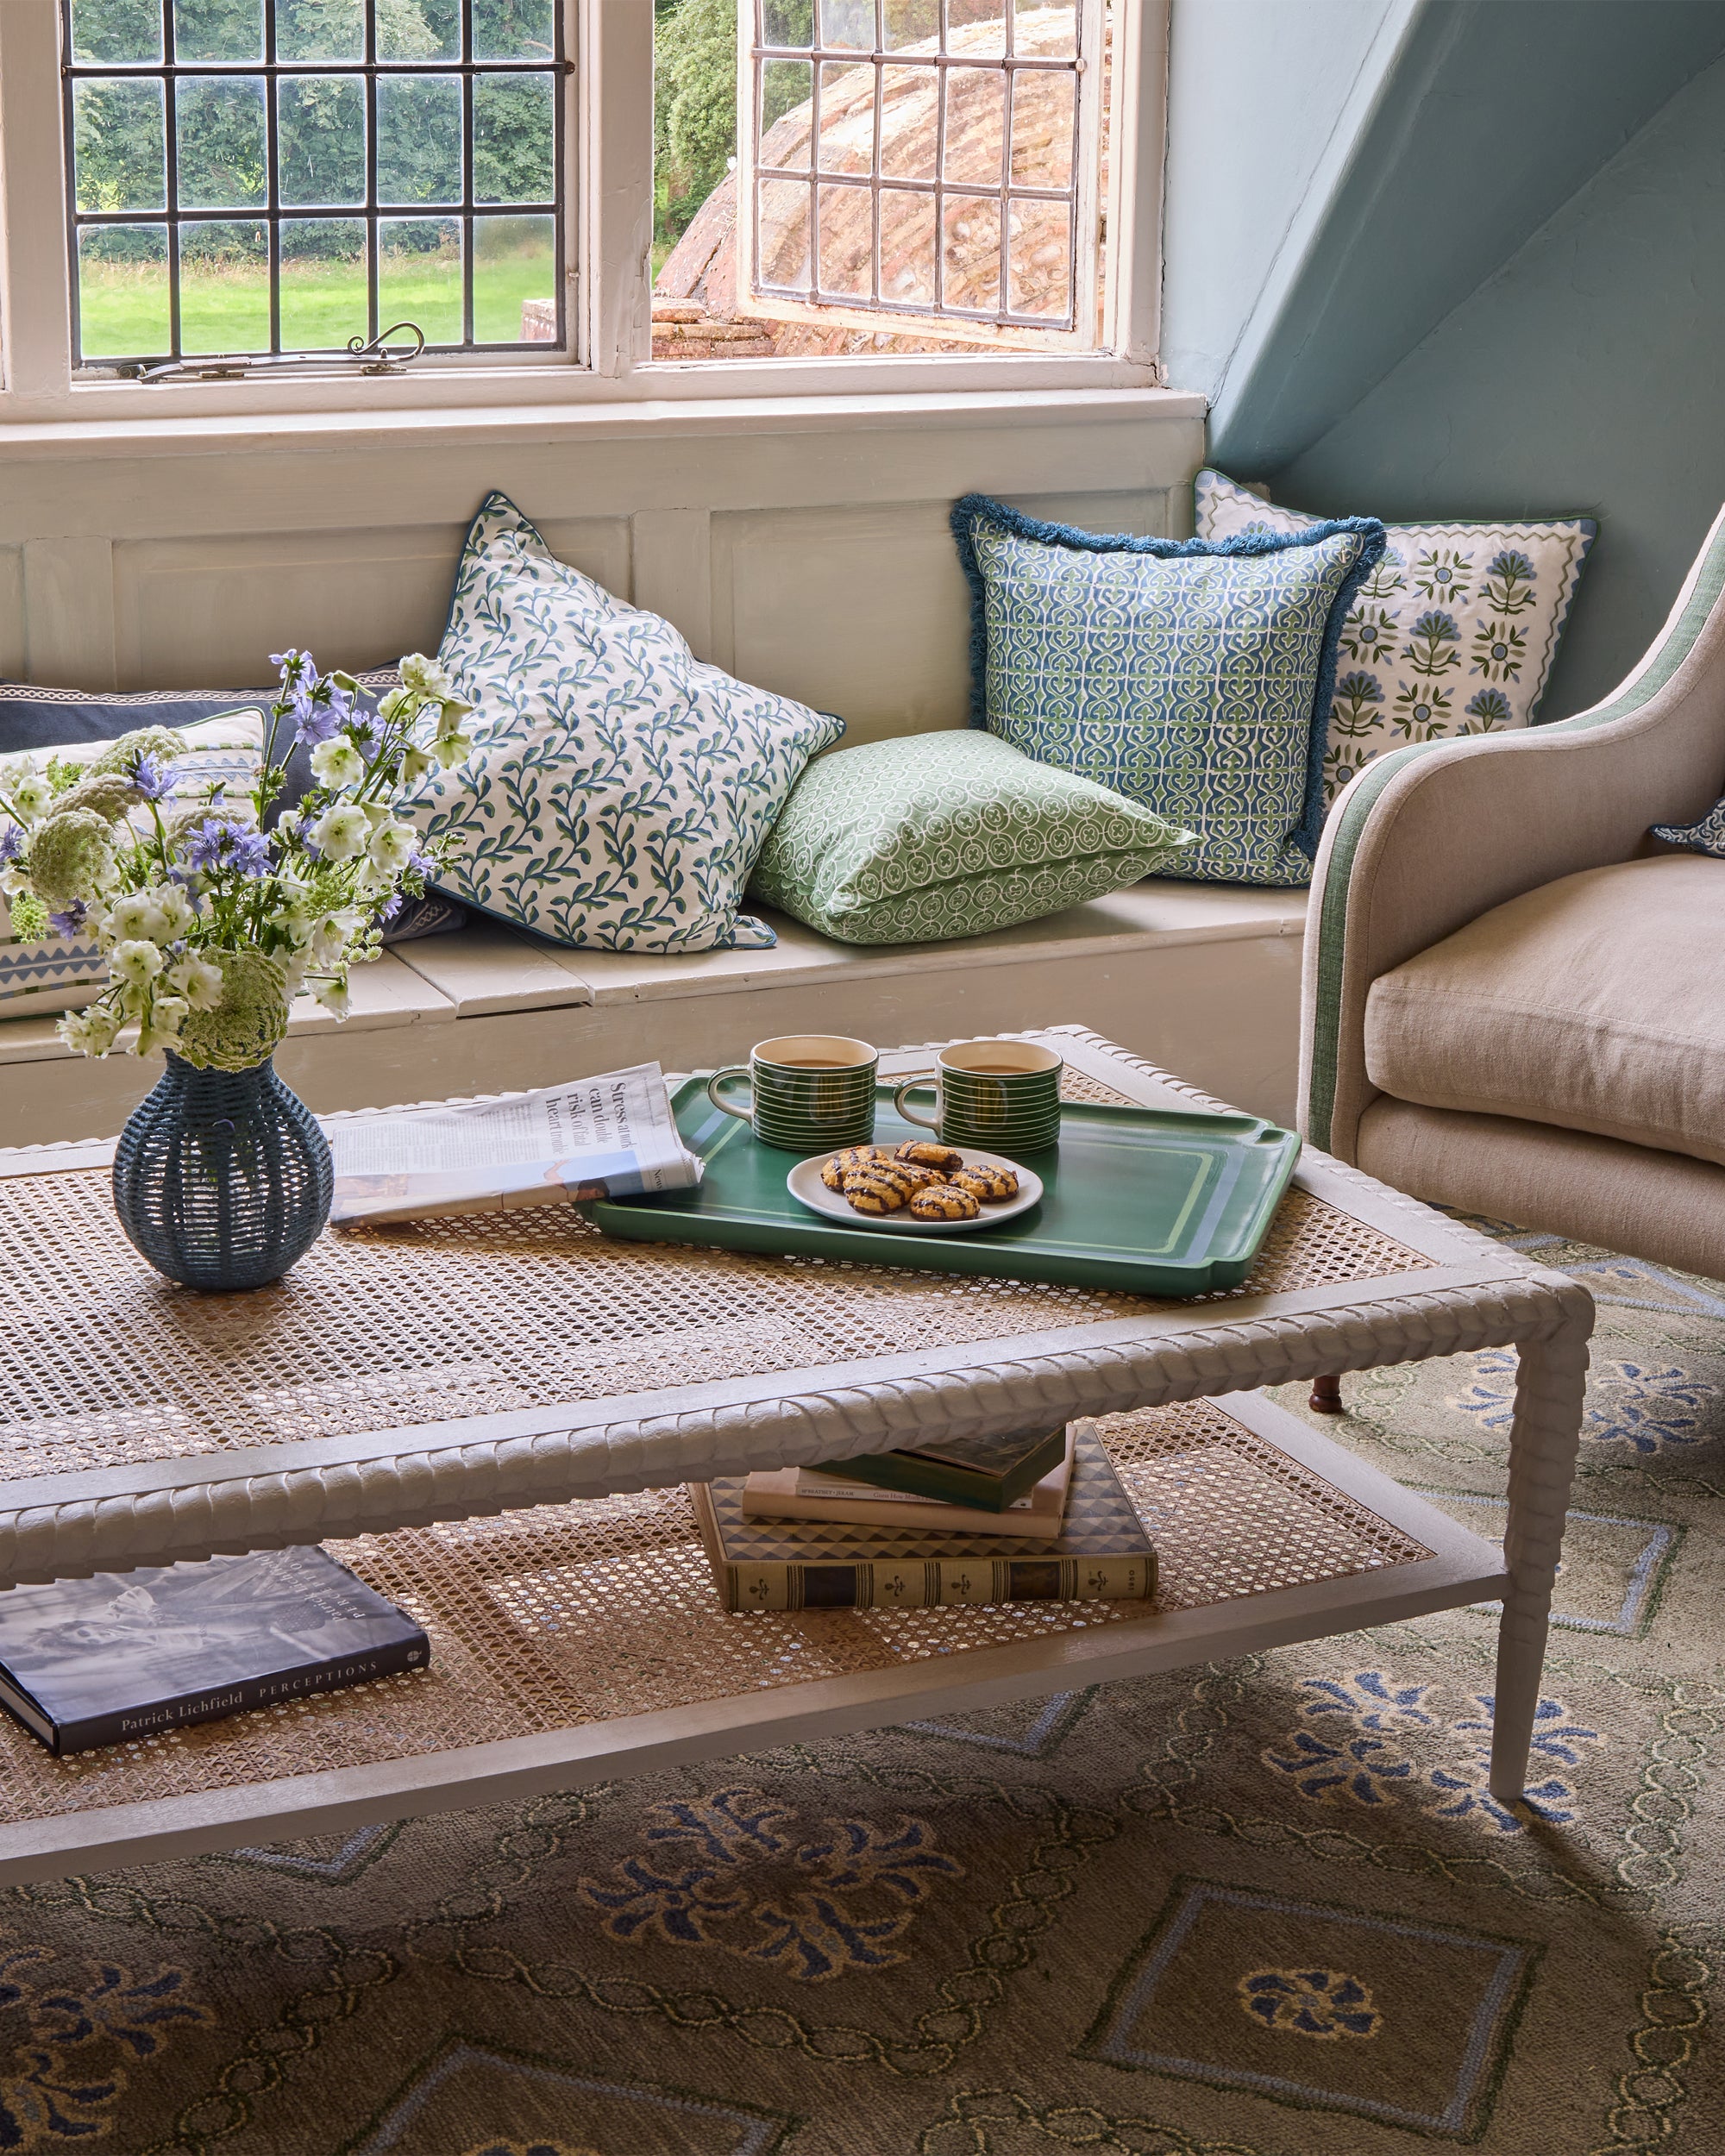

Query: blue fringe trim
<box><xmin>950</xmin><ymin>492</ymin><xmax>1387</xmax><ymax>866</ymax></box>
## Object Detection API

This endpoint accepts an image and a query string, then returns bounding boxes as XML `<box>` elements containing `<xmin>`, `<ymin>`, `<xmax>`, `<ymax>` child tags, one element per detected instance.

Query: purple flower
<box><xmin>293</xmin><ymin>678</ymin><xmax>356</xmax><ymax>749</ymax></box>
<box><xmin>47</xmin><ymin>902</ymin><xmax>88</xmax><ymax>936</ymax></box>
<box><xmin>130</xmin><ymin>749</ymin><xmax>178</xmax><ymax>802</ymax></box>
<box><xmin>407</xmin><ymin>849</ymin><xmax>438</xmax><ymax>879</ymax></box>
<box><xmin>182</xmin><ymin>816</ymin><xmax>273</xmax><ymax>878</ymax></box>
<box><xmin>272</xmin><ymin>649</ymin><xmax>315</xmax><ymax>691</ymax></box>
<box><xmin>379</xmin><ymin>893</ymin><xmax>404</xmax><ymax>924</ymax></box>
<box><xmin>0</xmin><ymin>824</ymin><xmax>22</xmax><ymax>865</ymax></box>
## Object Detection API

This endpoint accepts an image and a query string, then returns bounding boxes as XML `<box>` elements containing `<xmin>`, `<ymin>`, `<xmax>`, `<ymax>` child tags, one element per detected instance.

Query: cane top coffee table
<box><xmin>0</xmin><ymin>1026</ymin><xmax>1591</xmax><ymax>1884</ymax></box>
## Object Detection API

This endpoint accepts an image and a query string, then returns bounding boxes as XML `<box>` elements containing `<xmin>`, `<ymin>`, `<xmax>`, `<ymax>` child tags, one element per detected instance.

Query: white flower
<box><xmin>57</xmin><ymin>1004</ymin><xmax>121</xmax><ymax>1057</ymax></box>
<box><xmin>310</xmin><ymin>803</ymin><xmax>369</xmax><ymax>860</ymax></box>
<box><xmin>367</xmin><ymin>819</ymin><xmax>417</xmax><ymax>875</ymax></box>
<box><xmin>11</xmin><ymin>773</ymin><xmax>53</xmax><ymax>820</ymax></box>
<box><xmin>432</xmin><ymin>728</ymin><xmax>474</xmax><ymax>771</ymax></box>
<box><xmin>168</xmin><ymin>954</ymin><xmax>224</xmax><ymax>1011</ymax></box>
<box><xmin>110</xmin><ymin>938</ymin><xmax>165</xmax><ymax>988</ymax></box>
<box><xmin>150</xmin><ymin>885</ymin><xmax>198</xmax><ymax>940</ymax></box>
<box><xmin>282</xmin><ymin>950</ymin><xmax>310</xmax><ymax>994</ymax></box>
<box><xmin>137</xmin><ymin>994</ymin><xmax>189</xmax><ymax>1056</ymax></box>
<box><xmin>310</xmin><ymin>738</ymin><xmax>365</xmax><ymax>788</ymax></box>
<box><xmin>310</xmin><ymin>916</ymin><xmax>348</xmax><ymax>966</ymax></box>
<box><xmin>399</xmin><ymin>745</ymin><xmax>434</xmax><ymax>784</ymax></box>
<box><xmin>315</xmin><ymin>974</ymin><xmax>350</xmax><ymax>1019</ymax></box>
<box><xmin>398</xmin><ymin>652</ymin><xmax>454</xmax><ymax>703</ymax></box>
<box><xmin>105</xmin><ymin>892</ymin><xmax>169</xmax><ymax>944</ymax></box>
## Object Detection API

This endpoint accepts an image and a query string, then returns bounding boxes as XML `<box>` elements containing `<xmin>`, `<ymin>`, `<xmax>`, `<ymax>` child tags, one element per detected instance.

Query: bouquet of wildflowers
<box><xmin>0</xmin><ymin>652</ymin><xmax>474</xmax><ymax>1071</ymax></box>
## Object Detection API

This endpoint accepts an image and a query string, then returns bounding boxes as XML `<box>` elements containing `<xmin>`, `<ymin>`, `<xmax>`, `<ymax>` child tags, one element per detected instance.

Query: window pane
<box><xmin>1007</xmin><ymin>196</ymin><xmax>1070</xmax><ymax>321</ymax></box>
<box><xmin>883</xmin><ymin>1</ymin><xmax>938</xmax><ymax>48</ymax></box>
<box><xmin>377</xmin><ymin>76</ymin><xmax>462</xmax><ymax>205</ymax></box>
<box><xmin>380</xmin><ymin>217</ymin><xmax>461</xmax><ymax>342</ymax></box>
<box><xmin>277</xmin><ymin>76</ymin><xmax>366</xmax><ymax>208</ymax></box>
<box><xmin>378</xmin><ymin>0</ymin><xmax>458</xmax><ymax>60</ymax></box>
<box><xmin>816</xmin><ymin>61</ymin><xmax>873</xmax><ymax>174</ymax></box>
<box><xmin>951</xmin><ymin>2</ymin><xmax>1007</xmax><ymax>60</ymax></box>
<box><xmin>944</xmin><ymin>65</ymin><xmax>1005</xmax><ymax>184</ymax></box>
<box><xmin>1013</xmin><ymin>66</ymin><xmax>1075</xmax><ymax>189</ymax></box>
<box><xmin>179</xmin><ymin>220</ymin><xmax>269</xmax><ymax>352</ymax></box>
<box><xmin>72</xmin><ymin>78</ymin><xmax>166</xmax><ymax>214</ymax></box>
<box><xmin>276</xmin><ymin>0</ymin><xmax>363</xmax><ymax>63</ymax></box>
<box><xmin>818</xmin><ymin>0</ymin><xmax>871</xmax><ymax>48</ymax></box>
<box><xmin>1019</xmin><ymin>0</ymin><xmax>1077</xmax><ymax>58</ymax></box>
<box><xmin>879</xmin><ymin>187</ymin><xmax>936</xmax><ymax>305</ymax></box>
<box><xmin>177</xmin><ymin>77</ymin><xmax>267</xmax><ymax>210</ymax></box>
<box><xmin>761</xmin><ymin>60</ymin><xmax>812</xmax><ymax>166</ymax></box>
<box><xmin>761</xmin><ymin>3</ymin><xmax>815</xmax><ymax>44</ymax></box>
<box><xmin>77</xmin><ymin>223</ymin><xmax>168</xmax><ymax>356</ymax></box>
<box><xmin>474</xmin><ymin>72</ymin><xmax>555</xmax><ymax>204</ymax></box>
<box><xmin>816</xmin><ymin>181</ymin><xmax>871</xmax><ymax>297</ymax></box>
<box><xmin>879</xmin><ymin>64</ymin><xmax>936</xmax><ymax>178</ymax></box>
<box><xmin>943</xmin><ymin>193</ymin><xmax>1000</xmax><ymax>312</ymax></box>
<box><xmin>279</xmin><ymin>218</ymin><xmax>367</xmax><ymax>348</ymax></box>
<box><xmin>474</xmin><ymin>0</ymin><xmax>555</xmax><ymax>62</ymax></box>
<box><xmin>474</xmin><ymin>213</ymin><xmax>555</xmax><ymax>342</ymax></box>
<box><xmin>69</xmin><ymin>0</ymin><xmax>161</xmax><ymax>65</ymax></box>
<box><xmin>172</xmin><ymin>0</ymin><xmax>261</xmax><ymax>63</ymax></box>
<box><xmin>756</xmin><ymin>178</ymin><xmax>812</xmax><ymax>291</ymax></box>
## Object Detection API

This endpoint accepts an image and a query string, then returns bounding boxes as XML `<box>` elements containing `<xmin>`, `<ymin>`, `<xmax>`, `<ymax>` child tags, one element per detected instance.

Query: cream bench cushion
<box><xmin>1363</xmin><ymin>855</ymin><xmax>1725</xmax><ymax>1167</ymax></box>
<box><xmin>0</xmin><ymin>883</ymin><xmax>1308</xmax><ymax>1143</ymax></box>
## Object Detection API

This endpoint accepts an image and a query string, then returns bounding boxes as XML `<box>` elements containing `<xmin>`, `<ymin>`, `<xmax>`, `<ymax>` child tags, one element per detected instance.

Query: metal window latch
<box><xmin>121</xmin><ymin>322</ymin><xmax>427</xmax><ymax>385</ymax></box>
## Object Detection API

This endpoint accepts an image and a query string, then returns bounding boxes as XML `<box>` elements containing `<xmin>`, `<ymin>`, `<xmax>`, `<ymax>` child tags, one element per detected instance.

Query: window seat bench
<box><xmin>0</xmin><ymin>882</ymin><xmax>1308</xmax><ymax>1146</ymax></box>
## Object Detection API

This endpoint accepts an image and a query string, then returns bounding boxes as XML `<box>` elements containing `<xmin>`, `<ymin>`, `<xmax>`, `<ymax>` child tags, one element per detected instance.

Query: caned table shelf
<box><xmin>0</xmin><ymin>1028</ymin><xmax>1590</xmax><ymax>1883</ymax></box>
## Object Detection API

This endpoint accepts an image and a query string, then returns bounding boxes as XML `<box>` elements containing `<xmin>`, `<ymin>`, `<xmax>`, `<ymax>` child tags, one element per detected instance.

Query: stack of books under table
<box><xmin>693</xmin><ymin>1421</ymin><xmax>1157</xmax><ymax>1612</ymax></box>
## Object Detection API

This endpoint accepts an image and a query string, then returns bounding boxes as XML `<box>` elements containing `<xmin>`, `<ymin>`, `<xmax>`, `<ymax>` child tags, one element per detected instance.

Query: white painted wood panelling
<box><xmin>0</xmin><ymin>392</ymin><xmax>1204</xmax><ymax>707</ymax></box>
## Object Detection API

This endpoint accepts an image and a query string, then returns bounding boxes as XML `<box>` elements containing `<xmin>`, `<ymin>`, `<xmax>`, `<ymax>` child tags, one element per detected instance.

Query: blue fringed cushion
<box><xmin>402</xmin><ymin>492</ymin><xmax>846</xmax><ymax>952</ymax></box>
<box><xmin>1652</xmin><ymin>798</ymin><xmax>1725</xmax><ymax>857</ymax></box>
<box><xmin>1196</xmin><ymin>468</ymin><xmax>1596</xmax><ymax>803</ymax></box>
<box><xmin>952</xmin><ymin>494</ymin><xmax>1385</xmax><ymax>886</ymax></box>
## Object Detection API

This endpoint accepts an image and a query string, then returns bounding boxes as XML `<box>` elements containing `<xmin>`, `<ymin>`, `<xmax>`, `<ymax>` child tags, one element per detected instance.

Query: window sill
<box><xmin>0</xmin><ymin>379</ymin><xmax>1203</xmax><ymax>461</ymax></box>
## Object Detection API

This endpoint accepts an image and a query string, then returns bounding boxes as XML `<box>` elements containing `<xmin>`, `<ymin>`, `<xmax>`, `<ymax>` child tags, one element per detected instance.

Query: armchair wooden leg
<box><xmin>1309</xmin><ymin>1372</ymin><xmax>1344</xmax><ymax>1414</ymax></box>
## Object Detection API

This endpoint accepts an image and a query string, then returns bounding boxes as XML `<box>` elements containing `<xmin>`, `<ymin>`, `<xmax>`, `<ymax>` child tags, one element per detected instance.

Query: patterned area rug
<box><xmin>3</xmin><ymin>1221</ymin><xmax>1720</xmax><ymax>2156</ymax></box>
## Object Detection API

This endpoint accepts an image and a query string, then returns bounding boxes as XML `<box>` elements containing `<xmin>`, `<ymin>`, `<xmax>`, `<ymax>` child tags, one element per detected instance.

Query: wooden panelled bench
<box><xmin>0</xmin><ymin>882</ymin><xmax>1308</xmax><ymax>1145</ymax></box>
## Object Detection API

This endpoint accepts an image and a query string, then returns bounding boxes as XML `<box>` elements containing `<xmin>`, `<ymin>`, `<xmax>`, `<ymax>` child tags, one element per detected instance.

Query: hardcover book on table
<box><xmin>693</xmin><ymin>1420</ymin><xmax>1154</xmax><ymax>1612</ymax></box>
<box><xmin>0</xmin><ymin>1546</ymin><xmax>429</xmax><ymax>1757</ymax></box>
<box><xmin>815</xmin><ymin>1424</ymin><xmax>1068</xmax><ymax>1511</ymax></box>
<box><xmin>742</xmin><ymin>1427</ymin><xmax>1076</xmax><ymax>1538</ymax></box>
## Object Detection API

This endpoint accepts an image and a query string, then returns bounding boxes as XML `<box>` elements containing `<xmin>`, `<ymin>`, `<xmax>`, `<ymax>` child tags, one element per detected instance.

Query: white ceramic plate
<box><xmin>787</xmin><ymin>1147</ymin><xmax>1044</xmax><ymax>1233</ymax></box>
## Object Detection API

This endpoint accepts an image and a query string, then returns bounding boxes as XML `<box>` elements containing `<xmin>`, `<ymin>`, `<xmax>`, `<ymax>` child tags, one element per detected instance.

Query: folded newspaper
<box><xmin>327</xmin><ymin>1063</ymin><xmax>703</xmax><ymax>1226</ymax></box>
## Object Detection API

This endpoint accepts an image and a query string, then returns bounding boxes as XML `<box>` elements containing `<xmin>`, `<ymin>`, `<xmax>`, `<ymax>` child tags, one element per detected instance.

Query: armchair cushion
<box><xmin>1363</xmin><ymin>856</ymin><xmax>1725</xmax><ymax>1167</ymax></box>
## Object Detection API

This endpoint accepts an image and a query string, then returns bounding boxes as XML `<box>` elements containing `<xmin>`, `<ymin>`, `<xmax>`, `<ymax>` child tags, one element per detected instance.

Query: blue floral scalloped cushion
<box><xmin>401</xmin><ymin>492</ymin><xmax>845</xmax><ymax>952</ymax></box>
<box><xmin>1652</xmin><ymin>798</ymin><xmax>1725</xmax><ymax>857</ymax></box>
<box><xmin>952</xmin><ymin>493</ymin><xmax>1385</xmax><ymax>886</ymax></box>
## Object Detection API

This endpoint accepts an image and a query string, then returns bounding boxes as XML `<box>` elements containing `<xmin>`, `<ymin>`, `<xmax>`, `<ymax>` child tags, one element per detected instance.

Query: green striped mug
<box><xmin>893</xmin><ymin>1038</ymin><xmax>1063</xmax><ymax>1155</ymax></box>
<box><xmin>707</xmin><ymin>1034</ymin><xmax>878</xmax><ymax>1153</ymax></box>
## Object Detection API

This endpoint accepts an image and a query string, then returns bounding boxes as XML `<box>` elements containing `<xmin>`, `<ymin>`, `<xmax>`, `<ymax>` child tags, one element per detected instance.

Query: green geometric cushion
<box><xmin>748</xmin><ymin>730</ymin><xmax>1195</xmax><ymax>946</ymax></box>
<box><xmin>952</xmin><ymin>493</ymin><xmax>1386</xmax><ymax>886</ymax></box>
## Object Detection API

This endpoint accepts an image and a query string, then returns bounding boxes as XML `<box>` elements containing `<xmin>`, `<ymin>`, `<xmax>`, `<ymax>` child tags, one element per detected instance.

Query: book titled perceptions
<box><xmin>693</xmin><ymin>1420</ymin><xmax>1155</xmax><ymax>1612</ymax></box>
<box><xmin>0</xmin><ymin>1545</ymin><xmax>429</xmax><ymax>1757</ymax></box>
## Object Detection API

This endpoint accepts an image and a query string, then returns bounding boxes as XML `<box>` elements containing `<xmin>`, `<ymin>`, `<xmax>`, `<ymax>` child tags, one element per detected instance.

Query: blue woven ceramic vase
<box><xmin>112</xmin><ymin>1053</ymin><xmax>334</xmax><ymax>1291</ymax></box>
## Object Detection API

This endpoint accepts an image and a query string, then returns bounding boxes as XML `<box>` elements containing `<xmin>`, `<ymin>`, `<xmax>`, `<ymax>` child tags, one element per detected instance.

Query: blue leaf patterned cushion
<box><xmin>404</xmin><ymin>493</ymin><xmax>846</xmax><ymax>952</ymax></box>
<box><xmin>1652</xmin><ymin>798</ymin><xmax>1725</xmax><ymax>857</ymax></box>
<box><xmin>952</xmin><ymin>494</ymin><xmax>1386</xmax><ymax>886</ymax></box>
<box><xmin>1196</xmin><ymin>468</ymin><xmax>1596</xmax><ymax>803</ymax></box>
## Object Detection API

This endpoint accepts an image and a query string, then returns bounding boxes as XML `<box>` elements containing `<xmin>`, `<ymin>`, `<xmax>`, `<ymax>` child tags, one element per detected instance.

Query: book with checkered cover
<box><xmin>692</xmin><ymin>1420</ymin><xmax>1154</xmax><ymax>1613</ymax></box>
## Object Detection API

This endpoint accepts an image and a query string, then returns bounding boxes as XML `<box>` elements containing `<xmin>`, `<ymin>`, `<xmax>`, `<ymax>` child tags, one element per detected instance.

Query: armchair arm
<box><xmin>1302</xmin><ymin>504</ymin><xmax>1725</xmax><ymax>1160</ymax></box>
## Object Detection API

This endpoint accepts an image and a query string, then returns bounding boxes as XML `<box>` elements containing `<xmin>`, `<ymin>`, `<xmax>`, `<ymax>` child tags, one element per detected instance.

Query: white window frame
<box><xmin>0</xmin><ymin>0</ymin><xmax>1165</xmax><ymax>426</ymax></box>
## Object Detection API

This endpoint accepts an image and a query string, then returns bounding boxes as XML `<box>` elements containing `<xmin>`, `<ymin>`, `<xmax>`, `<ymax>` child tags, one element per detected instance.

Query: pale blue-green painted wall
<box><xmin>1162</xmin><ymin>0</ymin><xmax>1725</xmax><ymax>712</ymax></box>
<box><xmin>1276</xmin><ymin>46</ymin><xmax>1725</xmax><ymax>716</ymax></box>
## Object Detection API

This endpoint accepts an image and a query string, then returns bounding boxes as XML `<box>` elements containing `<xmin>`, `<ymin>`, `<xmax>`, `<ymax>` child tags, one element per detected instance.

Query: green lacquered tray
<box><xmin>590</xmin><ymin>1078</ymin><xmax>1302</xmax><ymax>1295</ymax></box>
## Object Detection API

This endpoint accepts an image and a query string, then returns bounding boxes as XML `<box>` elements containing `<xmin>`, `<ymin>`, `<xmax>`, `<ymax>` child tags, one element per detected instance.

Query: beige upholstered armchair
<box><xmin>1298</xmin><ymin>504</ymin><xmax>1725</xmax><ymax>1327</ymax></box>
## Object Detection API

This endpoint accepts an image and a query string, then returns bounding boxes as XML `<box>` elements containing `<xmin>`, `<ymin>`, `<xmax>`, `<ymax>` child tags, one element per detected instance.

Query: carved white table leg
<box><xmin>1489</xmin><ymin>1301</ymin><xmax>1593</xmax><ymax>1799</ymax></box>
